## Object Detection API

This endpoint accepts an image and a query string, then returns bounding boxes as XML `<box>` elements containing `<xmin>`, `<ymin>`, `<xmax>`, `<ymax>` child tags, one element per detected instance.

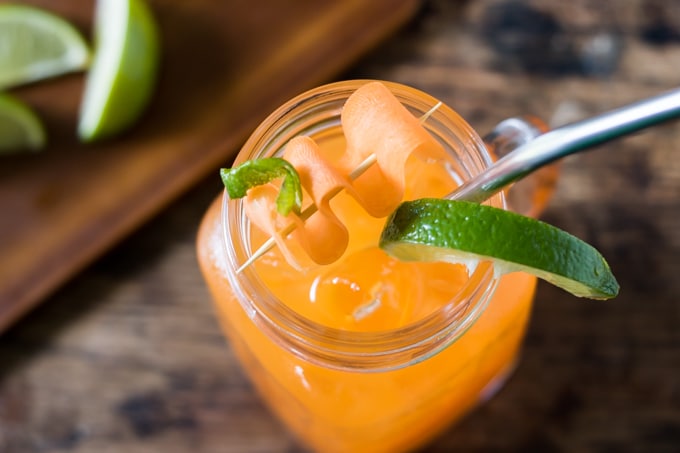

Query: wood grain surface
<box><xmin>1</xmin><ymin>0</ymin><xmax>680</xmax><ymax>452</ymax></box>
<box><xmin>0</xmin><ymin>0</ymin><xmax>419</xmax><ymax>332</ymax></box>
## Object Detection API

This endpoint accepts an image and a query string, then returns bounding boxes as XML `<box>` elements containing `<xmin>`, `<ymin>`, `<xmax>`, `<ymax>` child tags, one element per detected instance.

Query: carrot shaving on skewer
<box><xmin>242</xmin><ymin>81</ymin><xmax>445</xmax><ymax>267</ymax></box>
<box><xmin>285</xmin><ymin>136</ymin><xmax>352</xmax><ymax>264</ymax></box>
<box><xmin>340</xmin><ymin>81</ymin><xmax>445</xmax><ymax>217</ymax></box>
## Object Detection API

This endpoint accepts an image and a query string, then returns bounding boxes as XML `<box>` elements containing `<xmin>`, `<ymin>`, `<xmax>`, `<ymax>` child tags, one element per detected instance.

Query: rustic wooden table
<box><xmin>2</xmin><ymin>1</ymin><xmax>679</xmax><ymax>451</ymax></box>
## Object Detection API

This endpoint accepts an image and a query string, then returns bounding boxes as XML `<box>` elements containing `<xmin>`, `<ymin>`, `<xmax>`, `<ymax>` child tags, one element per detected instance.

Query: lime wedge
<box><xmin>0</xmin><ymin>93</ymin><xmax>46</xmax><ymax>154</ymax></box>
<box><xmin>0</xmin><ymin>4</ymin><xmax>90</xmax><ymax>90</ymax></box>
<box><xmin>78</xmin><ymin>0</ymin><xmax>160</xmax><ymax>142</ymax></box>
<box><xmin>380</xmin><ymin>199</ymin><xmax>619</xmax><ymax>299</ymax></box>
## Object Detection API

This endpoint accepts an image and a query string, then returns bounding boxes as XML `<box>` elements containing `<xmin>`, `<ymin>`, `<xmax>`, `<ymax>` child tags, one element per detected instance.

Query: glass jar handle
<box><xmin>482</xmin><ymin>116</ymin><xmax>560</xmax><ymax>218</ymax></box>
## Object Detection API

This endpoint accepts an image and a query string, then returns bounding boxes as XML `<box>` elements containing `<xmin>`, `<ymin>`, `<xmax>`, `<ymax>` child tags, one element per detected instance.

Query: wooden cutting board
<box><xmin>0</xmin><ymin>0</ymin><xmax>420</xmax><ymax>332</ymax></box>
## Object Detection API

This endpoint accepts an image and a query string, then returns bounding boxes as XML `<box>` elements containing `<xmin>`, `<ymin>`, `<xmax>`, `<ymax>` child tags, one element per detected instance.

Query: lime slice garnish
<box><xmin>0</xmin><ymin>4</ymin><xmax>90</xmax><ymax>90</ymax></box>
<box><xmin>380</xmin><ymin>199</ymin><xmax>619</xmax><ymax>299</ymax></box>
<box><xmin>78</xmin><ymin>0</ymin><xmax>160</xmax><ymax>142</ymax></box>
<box><xmin>0</xmin><ymin>93</ymin><xmax>46</xmax><ymax>154</ymax></box>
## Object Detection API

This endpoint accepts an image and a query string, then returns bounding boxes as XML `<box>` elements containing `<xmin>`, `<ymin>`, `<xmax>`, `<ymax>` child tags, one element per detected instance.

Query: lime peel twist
<box><xmin>221</xmin><ymin>157</ymin><xmax>303</xmax><ymax>216</ymax></box>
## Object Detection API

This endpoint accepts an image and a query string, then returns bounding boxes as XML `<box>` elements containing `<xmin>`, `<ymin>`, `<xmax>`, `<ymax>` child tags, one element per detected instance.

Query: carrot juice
<box><xmin>197</xmin><ymin>81</ymin><xmax>540</xmax><ymax>452</ymax></box>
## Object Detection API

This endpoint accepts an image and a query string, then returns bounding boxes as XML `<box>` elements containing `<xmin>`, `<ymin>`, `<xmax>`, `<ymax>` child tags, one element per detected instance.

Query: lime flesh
<box><xmin>0</xmin><ymin>93</ymin><xmax>46</xmax><ymax>153</ymax></box>
<box><xmin>380</xmin><ymin>199</ymin><xmax>619</xmax><ymax>299</ymax></box>
<box><xmin>78</xmin><ymin>0</ymin><xmax>160</xmax><ymax>142</ymax></box>
<box><xmin>0</xmin><ymin>4</ymin><xmax>90</xmax><ymax>90</ymax></box>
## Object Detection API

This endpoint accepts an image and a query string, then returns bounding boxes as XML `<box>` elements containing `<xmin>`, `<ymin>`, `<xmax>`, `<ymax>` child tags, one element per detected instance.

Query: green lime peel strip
<box><xmin>380</xmin><ymin>199</ymin><xmax>619</xmax><ymax>299</ymax></box>
<box><xmin>221</xmin><ymin>157</ymin><xmax>303</xmax><ymax>216</ymax></box>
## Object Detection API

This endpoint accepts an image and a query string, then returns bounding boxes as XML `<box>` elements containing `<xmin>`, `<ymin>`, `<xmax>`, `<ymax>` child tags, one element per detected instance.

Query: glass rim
<box><xmin>220</xmin><ymin>79</ymin><xmax>504</xmax><ymax>371</ymax></box>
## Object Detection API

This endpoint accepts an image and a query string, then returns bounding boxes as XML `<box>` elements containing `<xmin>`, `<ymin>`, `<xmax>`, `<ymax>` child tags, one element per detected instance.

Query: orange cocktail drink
<box><xmin>198</xmin><ymin>81</ymin><xmax>539</xmax><ymax>452</ymax></box>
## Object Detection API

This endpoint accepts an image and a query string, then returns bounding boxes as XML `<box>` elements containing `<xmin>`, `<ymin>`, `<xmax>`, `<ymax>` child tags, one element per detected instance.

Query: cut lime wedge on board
<box><xmin>78</xmin><ymin>0</ymin><xmax>160</xmax><ymax>142</ymax></box>
<box><xmin>0</xmin><ymin>4</ymin><xmax>90</xmax><ymax>90</ymax></box>
<box><xmin>0</xmin><ymin>93</ymin><xmax>46</xmax><ymax>154</ymax></box>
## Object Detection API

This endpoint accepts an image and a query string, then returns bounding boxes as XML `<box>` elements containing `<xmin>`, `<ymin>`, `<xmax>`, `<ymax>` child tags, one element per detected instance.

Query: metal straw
<box><xmin>448</xmin><ymin>88</ymin><xmax>680</xmax><ymax>202</ymax></box>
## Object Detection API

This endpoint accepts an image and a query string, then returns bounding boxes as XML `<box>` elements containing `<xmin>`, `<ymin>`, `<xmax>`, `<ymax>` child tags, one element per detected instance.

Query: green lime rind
<box><xmin>0</xmin><ymin>4</ymin><xmax>90</xmax><ymax>90</ymax></box>
<box><xmin>0</xmin><ymin>93</ymin><xmax>46</xmax><ymax>154</ymax></box>
<box><xmin>380</xmin><ymin>199</ymin><xmax>619</xmax><ymax>300</ymax></box>
<box><xmin>221</xmin><ymin>157</ymin><xmax>303</xmax><ymax>216</ymax></box>
<box><xmin>78</xmin><ymin>0</ymin><xmax>160</xmax><ymax>142</ymax></box>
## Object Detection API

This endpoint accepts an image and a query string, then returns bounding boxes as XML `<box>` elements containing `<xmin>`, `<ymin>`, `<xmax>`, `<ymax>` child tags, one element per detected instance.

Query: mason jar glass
<box><xmin>197</xmin><ymin>80</ymin><xmax>545</xmax><ymax>452</ymax></box>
